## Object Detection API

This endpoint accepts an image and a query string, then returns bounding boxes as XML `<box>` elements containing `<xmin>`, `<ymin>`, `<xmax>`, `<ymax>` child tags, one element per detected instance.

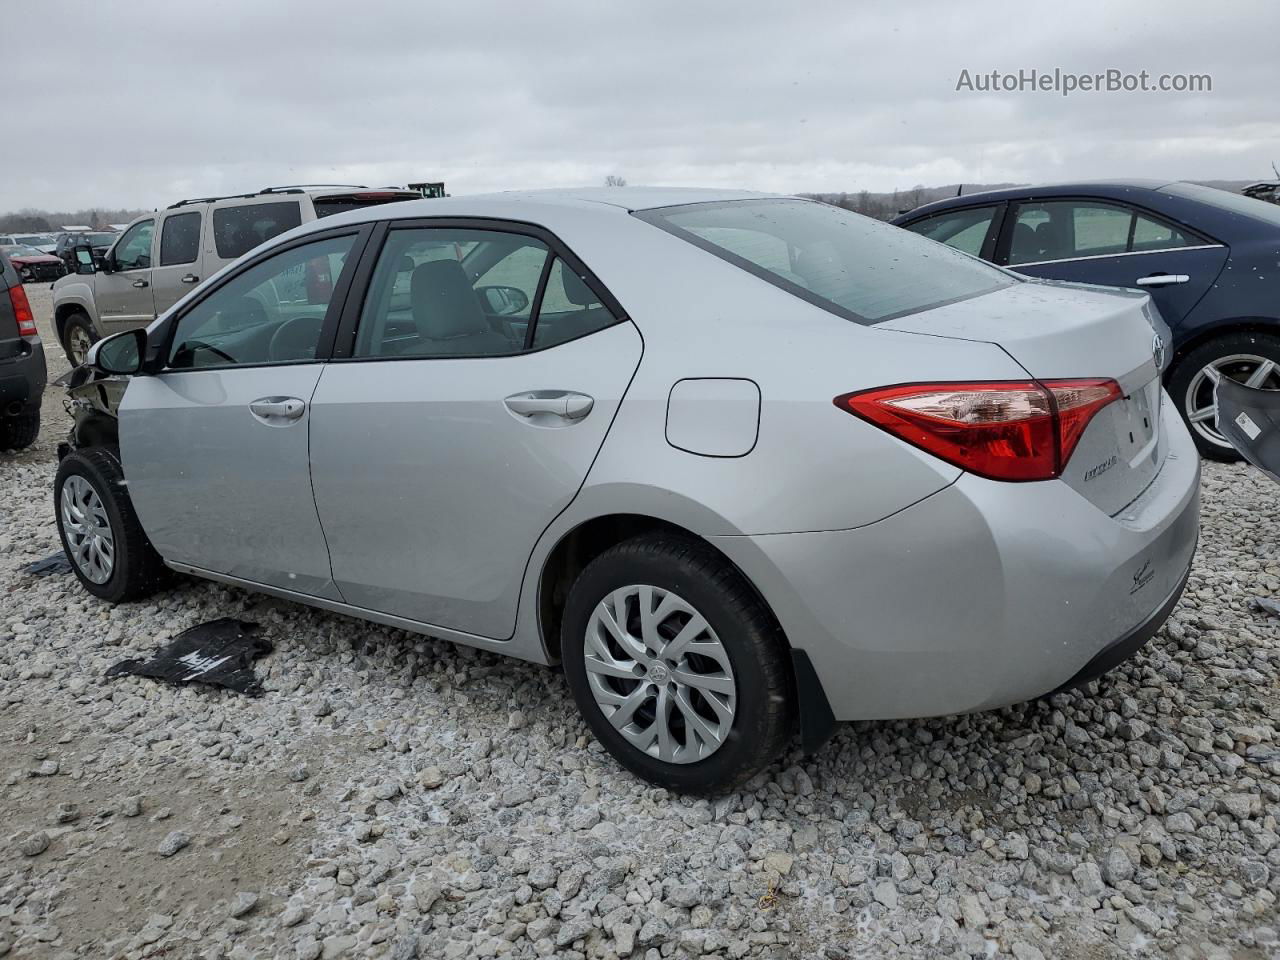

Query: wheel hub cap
<box><xmin>60</xmin><ymin>475</ymin><xmax>114</xmax><ymax>584</ymax></box>
<box><xmin>1186</xmin><ymin>353</ymin><xmax>1280</xmax><ymax>448</ymax></box>
<box><xmin>583</xmin><ymin>584</ymin><xmax>737</xmax><ymax>764</ymax></box>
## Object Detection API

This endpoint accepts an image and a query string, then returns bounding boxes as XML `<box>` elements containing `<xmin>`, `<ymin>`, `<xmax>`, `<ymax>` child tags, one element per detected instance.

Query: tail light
<box><xmin>8</xmin><ymin>283</ymin><xmax>37</xmax><ymax>337</ymax></box>
<box><xmin>836</xmin><ymin>379</ymin><xmax>1122</xmax><ymax>481</ymax></box>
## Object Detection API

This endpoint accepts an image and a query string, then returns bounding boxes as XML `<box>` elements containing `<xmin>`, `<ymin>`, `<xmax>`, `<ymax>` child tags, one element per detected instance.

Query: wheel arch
<box><xmin>1168</xmin><ymin>316</ymin><xmax>1280</xmax><ymax>370</ymax></box>
<box><xmin>54</xmin><ymin>298</ymin><xmax>95</xmax><ymax>344</ymax></box>
<box><xmin>536</xmin><ymin>510</ymin><xmax>837</xmax><ymax>753</ymax></box>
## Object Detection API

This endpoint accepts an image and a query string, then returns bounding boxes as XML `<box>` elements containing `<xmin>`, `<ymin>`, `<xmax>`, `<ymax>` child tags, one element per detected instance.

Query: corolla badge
<box><xmin>1129</xmin><ymin>559</ymin><xmax>1156</xmax><ymax>594</ymax></box>
<box><xmin>1152</xmin><ymin>333</ymin><xmax>1166</xmax><ymax>370</ymax></box>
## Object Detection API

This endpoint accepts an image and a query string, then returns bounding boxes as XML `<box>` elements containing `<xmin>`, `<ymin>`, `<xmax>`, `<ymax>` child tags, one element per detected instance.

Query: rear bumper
<box><xmin>714</xmin><ymin>395</ymin><xmax>1201</xmax><ymax>722</ymax></box>
<box><xmin>0</xmin><ymin>338</ymin><xmax>46</xmax><ymax>415</ymax></box>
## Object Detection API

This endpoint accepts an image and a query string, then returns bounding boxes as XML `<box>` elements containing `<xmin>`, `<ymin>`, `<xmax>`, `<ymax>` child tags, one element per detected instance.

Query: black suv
<box><xmin>0</xmin><ymin>249</ymin><xmax>47</xmax><ymax>449</ymax></box>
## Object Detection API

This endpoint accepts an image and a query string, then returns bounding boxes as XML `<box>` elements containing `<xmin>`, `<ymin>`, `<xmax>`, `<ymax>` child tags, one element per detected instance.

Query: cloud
<box><xmin>6</xmin><ymin>0</ymin><xmax>1278</xmax><ymax>210</ymax></box>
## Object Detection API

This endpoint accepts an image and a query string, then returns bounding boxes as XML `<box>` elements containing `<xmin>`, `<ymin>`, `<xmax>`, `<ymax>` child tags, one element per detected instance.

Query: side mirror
<box><xmin>74</xmin><ymin>247</ymin><xmax>97</xmax><ymax>275</ymax></box>
<box><xmin>87</xmin><ymin>329</ymin><xmax>146</xmax><ymax>375</ymax></box>
<box><xmin>477</xmin><ymin>284</ymin><xmax>530</xmax><ymax>316</ymax></box>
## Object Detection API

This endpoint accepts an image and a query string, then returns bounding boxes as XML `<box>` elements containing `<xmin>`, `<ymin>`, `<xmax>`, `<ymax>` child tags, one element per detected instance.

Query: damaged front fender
<box><xmin>1216</xmin><ymin>378</ymin><xmax>1280</xmax><ymax>483</ymax></box>
<box><xmin>60</xmin><ymin>366</ymin><xmax>127</xmax><ymax>457</ymax></box>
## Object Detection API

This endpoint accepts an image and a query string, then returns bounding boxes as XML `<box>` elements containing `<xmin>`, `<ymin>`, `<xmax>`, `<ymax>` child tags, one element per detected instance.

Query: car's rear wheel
<box><xmin>61</xmin><ymin>312</ymin><xmax>96</xmax><ymax>367</ymax></box>
<box><xmin>54</xmin><ymin>447</ymin><xmax>170</xmax><ymax>602</ymax></box>
<box><xmin>0</xmin><ymin>412</ymin><xmax>39</xmax><ymax>450</ymax></box>
<box><xmin>1168</xmin><ymin>332</ymin><xmax>1280</xmax><ymax>460</ymax></box>
<box><xmin>561</xmin><ymin>534</ymin><xmax>794</xmax><ymax>794</ymax></box>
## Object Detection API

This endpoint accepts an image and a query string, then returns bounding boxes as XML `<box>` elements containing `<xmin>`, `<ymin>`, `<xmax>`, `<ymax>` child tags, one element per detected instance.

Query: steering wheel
<box><xmin>269</xmin><ymin>316</ymin><xmax>324</xmax><ymax>362</ymax></box>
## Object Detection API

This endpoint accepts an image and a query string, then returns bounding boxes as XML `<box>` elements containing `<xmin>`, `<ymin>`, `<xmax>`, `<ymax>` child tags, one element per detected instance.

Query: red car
<box><xmin>0</xmin><ymin>244</ymin><xmax>67</xmax><ymax>282</ymax></box>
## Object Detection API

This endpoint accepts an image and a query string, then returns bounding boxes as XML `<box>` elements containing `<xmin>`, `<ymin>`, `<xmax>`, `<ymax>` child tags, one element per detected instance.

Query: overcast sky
<box><xmin>7</xmin><ymin>0</ymin><xmax>1278</xmax><ymax>211</ymax></box>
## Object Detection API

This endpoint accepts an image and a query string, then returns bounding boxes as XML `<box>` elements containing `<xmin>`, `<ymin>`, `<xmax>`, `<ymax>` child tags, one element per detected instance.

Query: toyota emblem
<box><xmin>1152</xmin><ymin>333</ymin><xmax>1166</xmax><ymax>370</ymax></box>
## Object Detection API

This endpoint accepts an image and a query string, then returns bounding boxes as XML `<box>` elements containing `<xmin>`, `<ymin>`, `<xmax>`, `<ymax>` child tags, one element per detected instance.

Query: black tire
<box><xmin>1167</xmin><ymin>331</ymin><xmax>1280</xmax><ymax>461</ymax></box>
<box><xmin>0</xmin><ymin>412</ymin><xmax>39</xmax><ymax>450</ymax></box>
<box><xmin>562</xmin><ymin>534</ymin><xmax>794</xmax><ymax>794</ymax></box>
<box><xmin>54</xmin><ymin>447</ymin><xmax>169</xmax><ymax>603</ymax></box>
<box><xmin>18</xmin><ymin>266</ymin><xmax>32</xmax><ymax>282</ymax></box>
<box><xmin>61</xmin><ymin>311</ymin><xmax>97</xmax><ymax>367</ymax></box>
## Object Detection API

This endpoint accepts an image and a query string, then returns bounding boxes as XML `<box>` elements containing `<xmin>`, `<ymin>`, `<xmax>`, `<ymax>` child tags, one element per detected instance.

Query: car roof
<box><xmin>370</xmin><ymin>186</ymin><xmax>778</xmax><ymax>218</ymax></box>
<box><xmin>894</xmin><ymin>180</ymin><xmax>1179</xmax><ymax>221</ymax></box>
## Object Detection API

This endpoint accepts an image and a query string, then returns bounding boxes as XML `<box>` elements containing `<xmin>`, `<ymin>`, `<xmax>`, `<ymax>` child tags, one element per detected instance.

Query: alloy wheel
<box><xmin>1184</xmin><ymin>353</ymin><xmax>1280</xmax><ymax>449</ymax></box>
<box><xmin>60</xmin><ymin>475</ymin><xmax>115</xmax><ymax>584</ymax></box>
<box><xmin>582</xmin><ymin>584</ymin><xmax>736</xmax><ymax>764</ymax></box>
<box><xmin>67</xmin><ymin>326</ymin><xmax>93</xmax><ymax>366</ymax></box>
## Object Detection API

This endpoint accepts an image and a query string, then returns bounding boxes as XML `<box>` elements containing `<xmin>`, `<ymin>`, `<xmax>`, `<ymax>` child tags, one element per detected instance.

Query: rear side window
<box><xmin>159</xmin><ymin>212</ymin><xmax>201</xmax><ymax>266</ymax></box>
<box><xmin>636</xmin><ymin>199</ymin><xmax>1013</xmax><ymax>325</ymax></box>
<box><xmin>904</xmin><ymin>206</ymin><xmax>1000</xmax><ymax>257</ymax></box>
<box><xmin>213</xmin><ymin>201</ymin><xmax>302</xmax><ymax>260</ymax></box>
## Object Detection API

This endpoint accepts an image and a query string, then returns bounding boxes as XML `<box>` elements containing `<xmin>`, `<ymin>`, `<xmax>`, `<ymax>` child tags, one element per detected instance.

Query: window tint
<box><xmin>905</xmin><ymin>206</ymin><xmax>999</xmax><ymax>257</ymax></box>
<box><xmin>531</xmin><ymin>258</ymin><xmax>615</xmax><ymax>349</ymax></box>
<box><xmin>212</xmin><ymin>201</ymin><xmax>302</xmax><ymax>260</ymax></box>
<box><xmin>637</xmin><ymin>199</ymin><xmax>1013</xmax><ymax>324</ymax></box>
<box><xmin>169</xmin><ymin>234</ymin><xmax>356</xmax><ymax>369</ymax></box>
<box><xmin>1131</xmin><ymin>214</ymin><xmax>1196</xmax><ymax>252</ymax></box>
<box><xmin>159</xmin><ymin>212</ymin><xmax>201</xmax><ymax>266</ymax></box>
<box><xmin>112</xmin><ymin>220</ymin><xmax>154</xmax><ymax>271</ymax></box>
<box><xmin>356</xmin><ymin>229</ymin><xmax>544</xmax><ymax>358</ymax></box>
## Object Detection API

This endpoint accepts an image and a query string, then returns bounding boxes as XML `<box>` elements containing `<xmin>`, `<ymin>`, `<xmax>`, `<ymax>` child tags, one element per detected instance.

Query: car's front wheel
<box><xmin>1168</xmin><ymin>331</ymin><xmax>1280</xmax><ymax>460</ymax></box>
<box><xmin>61</xmin><ymin>311</ymin><xmax>96</xmax><ymax>367</ymax></box>
<box><xmin>54</xmin><ymin>447</ymin><xmax>169</xmax><ymax>602</ymax></box>
<box><xmin>561</xmin><ymin>534</ymin><xmax>794</xmax><ymax>794</ymax></box>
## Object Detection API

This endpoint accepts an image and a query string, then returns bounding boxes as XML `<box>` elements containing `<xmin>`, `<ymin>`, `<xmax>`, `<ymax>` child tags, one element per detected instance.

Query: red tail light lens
<box><xmin>836</xmin><ymin>379</ymin><xmax>1122</xmax><ymax>481</ymax></box>
<box><xmin>8</xmin><ymin>284</ymin><xmax>37</xmax><ymax>337</ymax></box>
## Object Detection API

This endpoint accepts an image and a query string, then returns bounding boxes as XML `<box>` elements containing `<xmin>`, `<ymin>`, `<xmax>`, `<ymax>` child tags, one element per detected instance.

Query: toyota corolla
<box><xmin>55</xmin><ymin>188</ymin><xmax>1200</xmax><ymax>793</ymax></box>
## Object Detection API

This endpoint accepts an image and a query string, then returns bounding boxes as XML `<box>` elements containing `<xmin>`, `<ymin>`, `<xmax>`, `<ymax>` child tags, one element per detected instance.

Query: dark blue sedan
<box><xmin>893</xmin><ymin>180</ymin><xmax>1280</xmax><ymax>459</ymax></box>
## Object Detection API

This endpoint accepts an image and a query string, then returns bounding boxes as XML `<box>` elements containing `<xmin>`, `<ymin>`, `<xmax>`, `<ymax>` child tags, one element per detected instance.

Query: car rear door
<box><xmin>996</xmin><ymin>198</ymin><xmax>1228</xmax><ymax>325</ymax></box>
<box><xmin>307</xmin><ymin>220</ymin><xmax>642</xmax><ymax>639</ymax></box>
<box><xmin>120</xmin><ymin>225</ymin><xmax>371</xmax><ymax>597</ymax></box>
<box><xmin>151</xmin><ymin>208</ymin><xmax>205</xmax><ymax>314</ymax></box>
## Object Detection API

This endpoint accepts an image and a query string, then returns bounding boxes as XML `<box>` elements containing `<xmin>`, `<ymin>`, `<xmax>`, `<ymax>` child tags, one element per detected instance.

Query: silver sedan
<box><xmin>55</xmin><ymin>188</ymin><xmax>1200</xmax><ymax>793</ymax></box>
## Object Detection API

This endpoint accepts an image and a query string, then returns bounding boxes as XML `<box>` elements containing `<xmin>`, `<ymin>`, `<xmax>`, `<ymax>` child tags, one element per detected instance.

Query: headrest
<box><xmin>561</xmin><ymin>266</ymin><xmax>597</xmax><ymax>306</ymax></box>
<box><xmin>1011</xmin><ymin>222</ymin><xmax>1038</xmax><ymax>259</ymax></box>
<box><xmin>410</xmin><ymin>260</ymin><xmax>487</xmax><ymax>339</ymax></box>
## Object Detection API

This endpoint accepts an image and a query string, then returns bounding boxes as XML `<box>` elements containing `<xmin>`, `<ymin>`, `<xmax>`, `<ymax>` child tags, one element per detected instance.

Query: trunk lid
<box><xmin>878</xmin><ymin>279</ymin><xmax>1169</xmax><ymax>515</ymax></box>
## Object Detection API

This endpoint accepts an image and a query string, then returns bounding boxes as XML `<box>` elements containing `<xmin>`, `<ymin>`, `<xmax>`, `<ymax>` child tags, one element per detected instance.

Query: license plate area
<box><xmin>1113</xmin><ymin>379</ymin><xmax>1161</xmax><ymax>467</ymax></box>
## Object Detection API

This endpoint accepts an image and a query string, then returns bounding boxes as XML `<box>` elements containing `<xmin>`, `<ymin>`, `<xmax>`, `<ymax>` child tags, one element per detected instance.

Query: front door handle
<box><xmin>504</xmin><ymin>390</ymin><xmax>595</xmax><ymax>422</ymax></box>
<box><xmin>249</xmin><ymin>396</ymin><xmax>306</xmax><ymax>423</ymax></box>
<box><xmin>1136</xmin><ymin>273</ymin><xmax>1189</xmax><ymax>287</ymax></box>
<box><xmin>132</xmin><ymin>278</ymin><xmax>149</xmax><ymax>288</ymax></box>
<box><xmin>180</xmin><ymin>274</ymin><xmax>200</xmax><ymax>284</ymax></box>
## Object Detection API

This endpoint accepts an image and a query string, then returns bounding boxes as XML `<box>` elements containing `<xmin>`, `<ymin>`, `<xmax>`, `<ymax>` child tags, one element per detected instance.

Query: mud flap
<box><xmin>791</xmin><ymin>649</ymin><xmax>838</xmax><ymax>754</ymax></box>
<box><xmin>1216</xmin><ymin>379</ymin><xmax>1280</xmax><ymax>483</ymax></box>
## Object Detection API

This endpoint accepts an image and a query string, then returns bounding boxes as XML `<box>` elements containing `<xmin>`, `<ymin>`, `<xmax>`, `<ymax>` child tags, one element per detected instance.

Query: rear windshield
<box><xmin>313</xmin><ymin>193</ymin><xmax>420</xmax><ymax>218</ymax></box>
<box><xmin>1160</xmin><ymin>182</ymin><xmax>1280</xmax><ymax>228</ymax></box>
<box><xmin>635</xmin><ymin>199</ymin><xmax>1014</xmax><ymax>324</ymax></box>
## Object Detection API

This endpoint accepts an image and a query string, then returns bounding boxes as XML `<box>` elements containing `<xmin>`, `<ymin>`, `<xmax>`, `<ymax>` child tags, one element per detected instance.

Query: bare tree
<box><xmin>604</xmin><ymin>175</ymin><xmax>627</xmax><ymax>188</ymax></box>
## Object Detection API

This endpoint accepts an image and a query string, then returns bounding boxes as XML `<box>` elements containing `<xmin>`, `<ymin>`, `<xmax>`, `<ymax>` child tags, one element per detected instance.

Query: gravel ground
<box><xmin>2</xmin><ymin>283</ymin><xmax>1279</xmax><ymax>960</ymax></box>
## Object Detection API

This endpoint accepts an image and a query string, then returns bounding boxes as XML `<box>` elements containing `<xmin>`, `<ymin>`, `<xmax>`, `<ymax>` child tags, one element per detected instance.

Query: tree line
<box><xmin>0</xmin><ymin>208</ymin><xmax>149</xmax><ymax>233</ymax></box>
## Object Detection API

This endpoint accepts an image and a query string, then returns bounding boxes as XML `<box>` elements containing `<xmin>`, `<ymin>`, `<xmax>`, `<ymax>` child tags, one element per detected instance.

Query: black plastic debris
<box><xmin>106</xmin><ymin>618</ymin><xmax>272</xmax><ymax>696</ymax></box>
<box><xmin>22</xmin><ymin>554</ymin><xmax>73</xmax><ymax>576</ymax></box>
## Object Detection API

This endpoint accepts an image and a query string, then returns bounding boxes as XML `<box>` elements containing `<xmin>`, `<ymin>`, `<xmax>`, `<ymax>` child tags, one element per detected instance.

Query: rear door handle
<box><xmin>180</xmin><ymin>274</ymin><xmax>200</xmax><ymax>284</ymax></box>
<box><xmin>249</xmin><ymin>396</ymin><xmax>306</xmax><ymax>423</ymax></box>
<box><xmin>132</xmin><ymin>278</ymin><xmax>149</xmax><ymax>288</ymax></box>
<box><xmin>504</xmin><ymin>391</ymin><xmax>594</xmax><ymax>422</ymax></box>
<box><xmin>1136</xmin><ymin>273</ymin><xmax>1189</xmax><ymax>287</ymax></box>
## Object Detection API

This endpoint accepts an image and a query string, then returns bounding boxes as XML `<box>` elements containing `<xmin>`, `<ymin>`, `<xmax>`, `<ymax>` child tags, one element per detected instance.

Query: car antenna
<box><xmin>956</xmin><ymin>184</ymin><xmax>964</xmax><ymax>197</ymax></box>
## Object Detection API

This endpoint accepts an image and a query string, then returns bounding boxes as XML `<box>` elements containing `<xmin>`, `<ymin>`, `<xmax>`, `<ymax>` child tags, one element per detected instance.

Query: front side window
<box><xmin>212</xmin><ymin>201</ymin><xmax>302</xmax><ymax>260</ymax></box>
<box><xmin>904</xmin><ymin>206</ymin><xmax>999</xmax><ymax>258</ymax></box>
<box><xmin>356</xmin><ymin>229</ymin><xmax>544</xmax><ymax>358</ymax></box>
<box><xmin>159</xmin><ymin>211</ymin><xmax>201</xmax><ymax>266</ymax></box>
<box><xmin>112</xmin><ymin>220</ymin><xmax>154</xmax><ymax>271</ymax></box>
<box><xmin>636</xmin><ymin>199</ymin><xmax>1013</xmax><ymax>325</ymax></box>
<box><xmin>169</xmin><ymin>233</ymin><xmax>356</xmax><ymax>369</ymax></box>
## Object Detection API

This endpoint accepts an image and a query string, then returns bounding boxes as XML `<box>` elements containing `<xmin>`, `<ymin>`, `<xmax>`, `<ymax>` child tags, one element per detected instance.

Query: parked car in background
<box><xmin>0</xmin><ymin>232</ymin><xmax>58</xmax><ymax>254</ymax></box>
<box><xmin>54</xmin><ymin>231</ymin><xmax>118</xmax><ymax>275</ymax></box>
<box><xmin>50</xmin><ymin>184</ymin><xmax>419</xmax><ymax>364</ymax></box>
<box><xmin>0</xmin><ymin>248</ymin><xmax>47</xmax><ymax>449</ymax></box>
<box><xmin>0</xmin><ymin>244</ymin><xmax>68</xmax><ymax>282</ymax></box>
<box><xmin>1242</xmin><ymin>181</ymin><xmax>1280</xmax><ymax>205</ymax></box>
<box><xmin>894</xmin><ymin>181</ymin><xmax>1280</xmax><ymax>460</ymax></box>
<box><xmin>55</xmin><ymin>188</ymin><xmax>1198</xmax><ymax>792</ymax></box>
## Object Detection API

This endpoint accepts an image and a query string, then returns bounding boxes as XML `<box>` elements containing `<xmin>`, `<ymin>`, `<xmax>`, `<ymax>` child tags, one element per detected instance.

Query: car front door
<box><xmin>96</xmin><ymin>219</ymin><xmax>157</xmax><ymax>331</ymax></box>
<box><xmin>997</xmin><ymin>199</ymin><xmax>1229</xmax><ymax>326</ymax></box>
<box><xmin>307</xmin><ymin>222</ymin><xmax>642</xmax><ymax>638</ymax></box>
<box><xmin>119</xmin><ymin>226</ymin><xmax>370</xmax><ymax>597</ymax></box>
<box><xmin>151</xmin><ymin>209</ymin><xmax>205</xmax><ymax>314</ymax></box>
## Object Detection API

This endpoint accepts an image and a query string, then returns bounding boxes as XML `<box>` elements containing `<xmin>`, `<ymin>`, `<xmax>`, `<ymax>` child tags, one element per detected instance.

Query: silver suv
<box><xmin>51</xmin><ymin>185</ymin><xmax>419</xmax><ymax>364</ymax></box>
